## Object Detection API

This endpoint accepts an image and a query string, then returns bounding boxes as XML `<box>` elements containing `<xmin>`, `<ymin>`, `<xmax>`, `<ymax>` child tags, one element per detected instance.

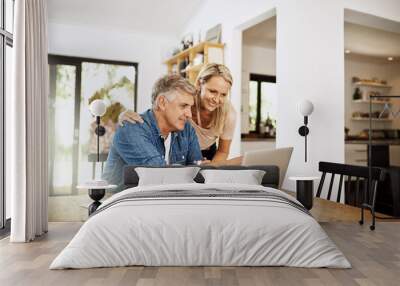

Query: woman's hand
<box><xmin>118</xmin><ymin>110</ymin><xmax>144</xmax><ymax>126</ymax></box>
<box><xmin>200</xmin><ymin>159</ymin><xmax>212</xmax><ymax>165</ymax></box>
<box><xmin>210</xmin><ymin>139</ymin><xmax>231</xmax><ymax>162</ymax></box>
<box><xmin>193</xmin><ymin>159</ymin><xmax>212</xmax><ymax>165</ymax></box>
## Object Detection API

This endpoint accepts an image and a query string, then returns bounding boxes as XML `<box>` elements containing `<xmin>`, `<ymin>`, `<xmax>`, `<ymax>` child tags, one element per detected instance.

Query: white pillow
<box><xmin>135</xmin><ymin>167</ymin><xmax>200</xmax><ymax>186</ymax></box>
<box><xmin>200</xmin><ymin>169</ymin><xmax>266</xmax><ymax>185</ymax></box>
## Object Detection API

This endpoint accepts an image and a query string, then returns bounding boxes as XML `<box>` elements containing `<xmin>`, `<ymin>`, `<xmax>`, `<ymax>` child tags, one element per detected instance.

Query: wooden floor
<box><xmin>1</xmin><ymin>197</ymin><xmax>399</xmax><ymax>286</ymax></box>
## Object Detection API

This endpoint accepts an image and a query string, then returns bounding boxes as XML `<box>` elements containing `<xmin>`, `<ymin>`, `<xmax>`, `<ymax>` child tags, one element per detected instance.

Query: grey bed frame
<box><xmin>123</xmin><ymin>165</ymin><xmax>280</xmax><ymax>189</ymax></box>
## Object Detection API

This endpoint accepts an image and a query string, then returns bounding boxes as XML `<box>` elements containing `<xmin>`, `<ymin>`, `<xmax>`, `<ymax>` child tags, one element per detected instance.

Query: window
<box><xmin>48</xmin><ymin>55</ymin><xmax>138</xmax><ymax>221</ymax></box>
<box><xmin>1</xmin><ymin>0</ymin><xmax>14</xmax><ymax>234</ymax></box>
<box><xmin>248</xmin><ymin>74</ymin><xmax>277</xmax><ymax>137</ymax></box>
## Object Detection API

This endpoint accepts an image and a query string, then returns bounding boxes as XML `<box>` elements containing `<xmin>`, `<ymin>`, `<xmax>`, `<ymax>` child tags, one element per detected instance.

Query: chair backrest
<box><xmin>316</xmin><ymin>161</ymin><xmax>386</xmax><ymax>203</ymax></box>
<box><xmin>242</xmin><ymin>147</ymin><xmax>293</xmax><ymax>189</ymax></box>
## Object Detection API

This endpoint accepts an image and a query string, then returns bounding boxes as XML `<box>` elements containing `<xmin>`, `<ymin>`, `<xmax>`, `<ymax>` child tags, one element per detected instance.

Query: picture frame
<box><xmin>205</xmin><ymin>24</ymin><xmax>222</xmax><ymax>43</ymax></box>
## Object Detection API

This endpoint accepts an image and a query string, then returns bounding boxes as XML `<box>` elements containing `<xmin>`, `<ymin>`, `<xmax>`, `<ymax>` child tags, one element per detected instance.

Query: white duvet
<box><xmin>50</xmin><ymin>183</ymin><xmax>351</xmax><ymax>269</ymax></box>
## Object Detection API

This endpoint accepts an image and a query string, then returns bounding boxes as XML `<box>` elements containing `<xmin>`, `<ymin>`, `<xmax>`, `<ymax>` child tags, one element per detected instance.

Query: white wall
<box><xmin>182</xmin><ymin>0</ymin><xmax>277</xmax><ymax>159</ymax></box>
<box><xmin>242</xmin><ymin>45</ymin><xmax>276</xmax><ymax>75</ymax></box>
<box><xmin>181</xmin><ymin>0</ymin><xmax>400</xmax><ymax>196</ymax></box>
<box><xmin>276</xmin><ymin>0</ymin><xmax>345</xmax><ymax>192</ymax></box>
<box><xmin>48</xmin><ymin>23</ymin><xmax>177</xmax><ymax>112</ymax></box>
<box><xmin>345</xmin><ymin>56</ymin><xmax>400</xmax><ymax>135</ymax></box>
<box><xmin>241</xmin><ymin>45</ymin><xmax>276</xmax><ymax>134</ymax></box>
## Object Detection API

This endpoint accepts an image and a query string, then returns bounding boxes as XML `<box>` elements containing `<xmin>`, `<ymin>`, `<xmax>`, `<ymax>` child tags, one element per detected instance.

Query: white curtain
<box><xmin>10</xmin><ymin>0</ymin><xmax>49</xmax><ymax>242</ymax></box>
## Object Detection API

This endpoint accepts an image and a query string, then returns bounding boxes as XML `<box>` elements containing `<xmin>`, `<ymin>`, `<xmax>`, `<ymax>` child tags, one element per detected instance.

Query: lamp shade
<box><xmin>89</xmin><ymin>99</ymin><xmax>106</xmax><ymax>117</ymax></box>
<box><xmin>298</xmin><ymin>100</ymin><xmax>314</xmax><ymax>116</ymax></box>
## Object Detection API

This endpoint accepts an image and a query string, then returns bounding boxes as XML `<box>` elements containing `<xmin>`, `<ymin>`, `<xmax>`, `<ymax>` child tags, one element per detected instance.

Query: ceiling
<box><xmin>243</xmin><ymin>15</ymin><xmax>400</xmax><ymax>59</ymax></box>
<box><xmin>243</xmin><ymin>16</ymin><xmax>276</xmax><ymax>49</ymax></box>
<box><xmin>344</xmin><ymin>22</ymin><xmax>400</xmax><ymax>58</ymax></box>
<box><xmin>48</xmin><ymin>1</ymin><xmax>400</xmax><ymax>59</ymax></box>
<box><xmin>47</xmin><ymin>0</ymin><xmax>203</xmax><ymax>37</ymax></box>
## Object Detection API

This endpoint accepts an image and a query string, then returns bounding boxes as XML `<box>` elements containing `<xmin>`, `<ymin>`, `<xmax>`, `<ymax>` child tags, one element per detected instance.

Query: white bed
<box><xmin>50</xmin><ymin>183</ymin><xmax>351</xmax><ymax>269</ymax></box>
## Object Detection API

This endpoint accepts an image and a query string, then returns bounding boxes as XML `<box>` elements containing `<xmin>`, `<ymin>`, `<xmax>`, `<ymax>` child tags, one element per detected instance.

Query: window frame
<box><xmin>1</xmin><ymin>0</ymin><xmax>14</xmax><ymax>234</ymax></box>
<box><xmin>48</xmin><ymin>54</ymin><xmax>138</xmax><ymax>196</ymax></box>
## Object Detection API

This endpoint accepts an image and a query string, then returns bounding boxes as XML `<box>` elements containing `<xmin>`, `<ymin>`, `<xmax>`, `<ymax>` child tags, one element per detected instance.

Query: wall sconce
<box><xmin>298</xmin><ymin>100</ymin><xmax>314</xmax><ymax>162</ymax></box>
<box><xmin>84</xmin><ymin>99</ymin><xmax>112</xmax><ymax>214</ymax></box>
<box><xmin>89</xmin><ymin>99</ymin><xmax>107</xmax><ymax>163</ymax></box>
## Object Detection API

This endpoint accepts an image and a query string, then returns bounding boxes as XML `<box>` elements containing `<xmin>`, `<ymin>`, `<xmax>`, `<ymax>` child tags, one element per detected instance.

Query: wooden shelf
<box><xmin>351</xmin><ymin>117</ymin><xmax>392</xmax><ymax>122</ymax></box>
<box><xmin>164</xmin><ymin>42</ymin><xmax>225</xmax><ymax>83</ymax></box>
<box><xmin>354</xmin><ymin>81</ymin><xmax>392</xmax><ymax>88</ymax></box>
<box><xmin>352</xmin><ymin>99</ymin><xmax>391</xmax><ymax>104</ymax></box>
<box><xmin>186</xmin><ymin>64</ymin><xmax>203</xmax><ymax>73</ymax></box>
<box><xmin>164</xmin><ymin>42</ymin><xmax>224</xmax><ymax>65</ymax></box>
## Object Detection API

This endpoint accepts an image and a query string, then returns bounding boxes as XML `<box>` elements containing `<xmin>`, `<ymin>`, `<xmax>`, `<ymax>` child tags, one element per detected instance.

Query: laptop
<box><xmin>242</xmin><ymin>147</ymin><xmax>293</xmax><ymax>189</ymax></box>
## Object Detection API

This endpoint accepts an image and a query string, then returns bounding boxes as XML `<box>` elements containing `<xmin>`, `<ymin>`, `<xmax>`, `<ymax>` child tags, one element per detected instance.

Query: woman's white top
<box><xmin>190</xmin><ymin>102</ymin><xmax>236</xmax><ymax>150</ymax></box>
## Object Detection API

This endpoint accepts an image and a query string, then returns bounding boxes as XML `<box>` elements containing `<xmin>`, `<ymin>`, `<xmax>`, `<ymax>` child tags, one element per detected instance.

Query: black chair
<box><xmin>316</xmin><ymin>161</ymin><xmax>386</xmax><ymax>230</ymax></box>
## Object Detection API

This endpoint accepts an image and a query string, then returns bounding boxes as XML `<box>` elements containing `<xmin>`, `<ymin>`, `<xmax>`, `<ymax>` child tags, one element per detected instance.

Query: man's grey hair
<box><xmin>152</xmin><ymin>74</ymin><xmax>197</xmax><ymax>108</ymax></box>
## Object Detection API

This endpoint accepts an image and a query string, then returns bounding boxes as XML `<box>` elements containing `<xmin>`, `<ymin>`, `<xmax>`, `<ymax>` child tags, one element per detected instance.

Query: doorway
<box><xmin>241</xmin><ymin>15</ymin><xmax>277</xmax><ymax>153</ymax></box>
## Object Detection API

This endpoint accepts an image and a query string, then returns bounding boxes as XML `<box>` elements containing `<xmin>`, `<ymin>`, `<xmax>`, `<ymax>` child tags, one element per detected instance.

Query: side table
<box><xmin>288</xmin><ymin>176</ymin><xmax>319</xmax><ymax>210</ymax></box>
<box><xmin>77</xmin><ymin>184</ymin><xmax>117</xmax><ymax>215</ymax></box>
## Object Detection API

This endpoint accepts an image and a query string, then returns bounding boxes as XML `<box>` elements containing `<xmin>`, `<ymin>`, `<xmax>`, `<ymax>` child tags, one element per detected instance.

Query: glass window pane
<box><xmin>248</xmin><ymin>81</ymin><xmax>258</xmax><ymax>132</ymax></box>
<box><xmin>260</xmin><ymin>82</ymin><xmax>277</xmax><ymax>134</ymax></box>
<box><xmin>50</xmin><ymin>65</ymin><xmax>77</xmax><ymax>196</ymax></box>
<box><xmin>79</xmin><ymin>62</ymin><xmax>136</xmax><ymax>184</ymax></box>
<box><xmin>48</xmin><ymin>64</ymin><xmax>81</xmax><ymax>222</ymax></box>
<box><xmin>6</xmin><ymin>0</ymin><xmax>14</xmax><ymax>33</ymax></box>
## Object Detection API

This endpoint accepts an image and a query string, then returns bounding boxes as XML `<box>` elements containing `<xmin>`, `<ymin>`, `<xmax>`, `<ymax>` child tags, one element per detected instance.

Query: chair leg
<box><xmin>359</xmin><ymin>204</ymin><xmax>364</xmax><ymax>225</ymax></box>
<box><xmin>369</xmin><ymin>181</ymin><xmax>378</xmax><ymax>231</ymax></box>
<box><xmin>370</xmin><ymin>209</ymin><xmax>375</xmax><ymax>231</ymax></box>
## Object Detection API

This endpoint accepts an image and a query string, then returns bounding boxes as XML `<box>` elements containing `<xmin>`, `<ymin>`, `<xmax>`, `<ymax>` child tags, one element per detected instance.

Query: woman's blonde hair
<box><xmin>195</xmin><ymin>63</ymin><xmax>233</xmax><ymax>134</ymax></box>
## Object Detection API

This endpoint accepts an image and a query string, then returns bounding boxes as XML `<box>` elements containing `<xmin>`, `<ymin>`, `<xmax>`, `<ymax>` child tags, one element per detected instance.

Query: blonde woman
<box><xmin>120</xmin><ymin>63</ymin><xmax>237</xmax><ymax>162</ymax></box>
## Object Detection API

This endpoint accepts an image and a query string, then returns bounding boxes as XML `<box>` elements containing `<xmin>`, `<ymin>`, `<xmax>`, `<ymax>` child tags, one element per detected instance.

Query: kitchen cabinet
<box><xmin>346</xmin><ymin>143</ymin><xmax>400</xmax><ymax>167</ymax></box>
<box><xmin>390</xmin><ymin>145</ymin><xmax>400</xmax><ymax>166</ymax></box>
<box><xmin>345</xmin><ymin>144</ymin><xmax>367</xmax><ymax>166</ymax></box>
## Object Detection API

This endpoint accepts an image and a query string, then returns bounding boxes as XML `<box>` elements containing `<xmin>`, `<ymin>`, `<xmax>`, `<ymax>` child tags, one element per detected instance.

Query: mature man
<box><xmin>102</xmin><ymin>74</ymin><xmax>203</xmax><ymax>189</ymax></box>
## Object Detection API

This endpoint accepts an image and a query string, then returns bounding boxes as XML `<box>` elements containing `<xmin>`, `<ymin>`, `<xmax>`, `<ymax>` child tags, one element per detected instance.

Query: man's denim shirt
<box><xmin>102</xmin><ymin>109</ymin><xmax>202</xmax><ymax>189</ymax></box>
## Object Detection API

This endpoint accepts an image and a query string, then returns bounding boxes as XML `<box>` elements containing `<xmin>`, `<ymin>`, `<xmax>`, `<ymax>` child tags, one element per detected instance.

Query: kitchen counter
<box><xmin>241</xmin><ymin>137</ymin><xmax>276</xmax><ymax>142</ymax></box>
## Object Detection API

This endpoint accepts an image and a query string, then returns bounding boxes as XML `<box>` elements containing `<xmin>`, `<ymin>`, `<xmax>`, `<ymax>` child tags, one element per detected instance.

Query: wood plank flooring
<box><xmin>1</xmin><ymin>197</ymin><xmax>399</xmax><ymax>286</ymax></box>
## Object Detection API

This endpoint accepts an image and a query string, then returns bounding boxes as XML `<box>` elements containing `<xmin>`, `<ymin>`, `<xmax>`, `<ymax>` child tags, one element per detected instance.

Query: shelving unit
<box><xmin>350</xmin><ymin>78</ymin><xmax>394</xmax><ymax>124</ymax></box>
<box><xmin>164</xmin><ymin>42</ymin><xmax>224</xmax><ymax>83</ymax></box>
